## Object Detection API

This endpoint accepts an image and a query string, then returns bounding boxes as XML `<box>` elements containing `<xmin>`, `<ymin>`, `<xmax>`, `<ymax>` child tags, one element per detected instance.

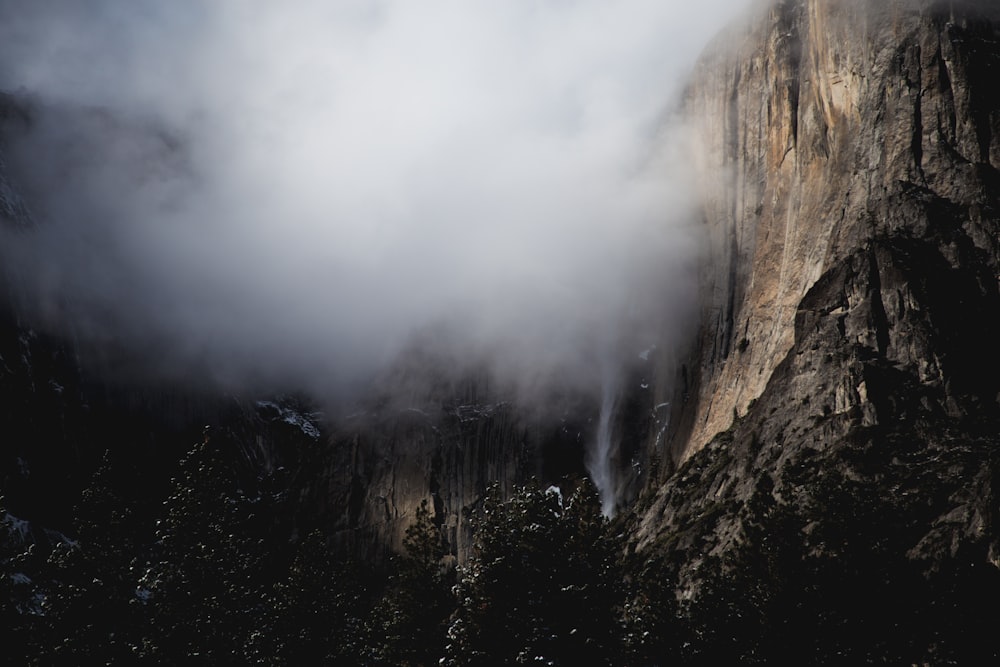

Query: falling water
<box><xmin>586</xmin><ymin>368</ymin><xmax>620</xmax><ymax>517</ymax></box>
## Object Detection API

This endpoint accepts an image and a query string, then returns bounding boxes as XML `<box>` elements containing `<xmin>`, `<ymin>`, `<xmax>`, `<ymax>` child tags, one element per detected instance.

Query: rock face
<box><xmin>307</xmin><ymin>359</ymin><xmax>610</xmax><ymax>562</ymax></box>
<box><xmin>671</xmin><ymin>0</ymin><xmax>1000</xmax><ymax>458</ymax></box>
<box><xmin>635</xmin><ymin>0</ymin><xmax>1000</xmax><ymax>581</ymax></box>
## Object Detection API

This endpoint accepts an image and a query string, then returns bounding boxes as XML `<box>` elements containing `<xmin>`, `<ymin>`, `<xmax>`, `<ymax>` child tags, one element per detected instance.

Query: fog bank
<box><xmin>0</xmin><ymin>0</ymin><xmax>753</xmax><ymax>404</ymax></box>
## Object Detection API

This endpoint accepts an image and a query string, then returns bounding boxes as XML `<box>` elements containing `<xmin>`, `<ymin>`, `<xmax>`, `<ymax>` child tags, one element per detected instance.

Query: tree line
<box><xmin>3</xmin><ymin>433</ymin><xmax>1000</xmax><ymax>665</ymax></box>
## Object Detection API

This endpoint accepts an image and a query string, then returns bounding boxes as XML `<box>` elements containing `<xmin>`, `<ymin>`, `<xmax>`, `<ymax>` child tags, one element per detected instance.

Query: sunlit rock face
<box><xmin>667</xmin><ymin>0</ymin><xmax>1000</xmax><ymax>460</ymax></box>
<box><xmin>306</xmin><ymin>356</ymin><xmax>611</xmax><ymax>563</ymax></box>
<box><xmin>635</xmin><ymin>0</ymin><xmax>1000</xmax><ymax>578</ymax></box>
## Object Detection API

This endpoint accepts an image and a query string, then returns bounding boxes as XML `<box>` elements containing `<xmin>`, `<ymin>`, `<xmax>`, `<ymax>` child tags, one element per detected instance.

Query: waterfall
<box><xmin>586</xmin><ymin>368</ymin><xmax>620</xmax><ymax>517</ymax></box>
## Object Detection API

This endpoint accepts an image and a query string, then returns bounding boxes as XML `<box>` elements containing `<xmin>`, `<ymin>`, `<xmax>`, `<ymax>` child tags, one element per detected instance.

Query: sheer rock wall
<box><xmin>672</xmin><ymin>0</ymin><xmax>1000</xmax><ymax>459</ymax></box>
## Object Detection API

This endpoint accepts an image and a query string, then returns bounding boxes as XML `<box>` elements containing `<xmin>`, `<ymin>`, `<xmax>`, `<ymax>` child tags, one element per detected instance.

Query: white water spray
<box><xmin>586</xmin><ymin>366</ymin><xmax>620</xmax><ymax>517</ymax></box>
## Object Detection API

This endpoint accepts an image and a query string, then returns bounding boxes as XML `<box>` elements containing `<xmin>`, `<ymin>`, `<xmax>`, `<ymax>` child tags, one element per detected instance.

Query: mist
<box><xmin>0</xmin><ymin>1</ymin><xmax>752</xmax><ymax>408</ymax></box>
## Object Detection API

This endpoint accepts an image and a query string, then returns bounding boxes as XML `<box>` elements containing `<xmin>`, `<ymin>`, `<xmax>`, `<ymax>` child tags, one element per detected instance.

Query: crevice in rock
<box><xmin>867</xmin><ymin>244</ymin><xmax>892</xmax><ymax>360</ymax></box>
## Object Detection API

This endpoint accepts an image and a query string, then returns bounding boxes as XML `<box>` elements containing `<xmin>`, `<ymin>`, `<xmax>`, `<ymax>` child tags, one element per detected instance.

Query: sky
<box><xmin>0</xmin><ymin>0</ymin><xmax>755</xmax><ymax>405</ymax></box>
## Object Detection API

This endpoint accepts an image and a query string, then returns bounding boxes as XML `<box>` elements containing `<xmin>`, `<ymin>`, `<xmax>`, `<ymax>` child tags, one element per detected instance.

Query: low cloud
<box><xmin>0</xmin><ymin>0</ymin><xmax>753</xmax><ymax>405</ymax></box>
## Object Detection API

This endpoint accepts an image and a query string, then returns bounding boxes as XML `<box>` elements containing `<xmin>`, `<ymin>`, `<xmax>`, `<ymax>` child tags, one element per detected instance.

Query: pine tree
<box><xmin>30</xmin><ymin>451</ymin><xmax>143</xmax><ymax>666</ymax></box>
<box><xmin>0</xmin><ymin>495</ymin><xmax>43</xmax><ymax>663</ymax></box>
<box><xmin>370</xmin><ymin>498</ymin><xmax>455</xmax><ymax>666</ymax></box>
<box><xmin>445</xmin><ymin>481</ymin><xmax>623</xmax><ymax>667</ymax></box>
<box><xmin>249</xmin><ymin>529</ymin><xmax>368</xmax><ymax>666</ymax></box>
<box><xmin>139</xmin><ymin>437</ymin><xmax>271</xmax><ymax>666</ymax></box>
<box><xmin>622</xmin><ymin>552</ymin><xmax>683</xmax><ymax>667</ymax></box>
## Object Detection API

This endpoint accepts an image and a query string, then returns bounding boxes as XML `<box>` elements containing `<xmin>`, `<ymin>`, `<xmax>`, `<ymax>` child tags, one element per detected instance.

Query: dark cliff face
<box><xmin>306</xmin><ymin>358</ymin><xmax>619</xmax><ymax>562</ymax></box>
<box><xmin>633</xmin><ymin>0</ymin><xmax>1000</xmax><ymax>608</ymax></box>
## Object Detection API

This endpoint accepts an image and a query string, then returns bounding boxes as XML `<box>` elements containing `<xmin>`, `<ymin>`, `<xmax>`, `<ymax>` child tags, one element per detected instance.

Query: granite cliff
<box><xmin>660</xmin><ymin>0</ymin><xmax>1000</xmax><ymax>458</ymax></box>
<box><xmin>629</xmin><ymin>0</ymin><xmax>1000</xmax><ymax>631</ymax></box>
